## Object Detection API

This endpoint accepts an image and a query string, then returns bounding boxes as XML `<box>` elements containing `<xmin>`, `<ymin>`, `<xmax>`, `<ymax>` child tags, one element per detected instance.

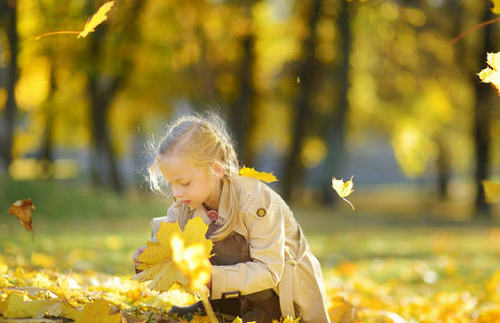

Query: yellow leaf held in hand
<box><xmin>239</xmin><ymin>166</ymin><xmax>278</xmax><ymax>183</ymax></box>
<box><xmin>171</xmin><ymin>236</ymin><xmax>211</xmax><ymax>291</ymax></box>
<box><xmin>483</xmin><ymin>180</ymin><xmax>500</xmax><ymax>203</ymax></box>
<box><xmin>36</xmin><ymin>1</ymin><xmax>114</xmax><ymax>39</ymax></box>
<box><xmin>132</xmin><ymin>217</ymin><xmax>213</xmax><ymax>292</ymax></box>
<box><xmin>332</xmin><ymin>176</ymin><xmax>355</xmax><ymax>210</ymax></box>
<box><xmin>478</xmin><ymin>51</ymin><xmax>500</xmax><ymax>96</ymax></box>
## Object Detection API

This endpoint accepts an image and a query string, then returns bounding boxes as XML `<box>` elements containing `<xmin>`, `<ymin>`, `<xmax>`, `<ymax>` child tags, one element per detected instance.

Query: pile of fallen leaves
<box><xmin>0</xmin><ymin>266</ymin><xmax>200</xmax><ymax>323</ymax></box>
<box><xmin>4</xmin><ymin>197</ymin><xmax>500</xmax><ymax>323</ymax></box>
<box><xmin>2</xmin><ymin>256</ymin><xmax>500</xmax><ymax>323</ymax></box>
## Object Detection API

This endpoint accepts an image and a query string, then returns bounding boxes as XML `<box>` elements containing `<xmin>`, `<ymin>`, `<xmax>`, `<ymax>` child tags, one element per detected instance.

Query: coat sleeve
<box><xmin>150</xmin><ymin>204</ymin><xmax>179</xmax><ymax>242</ymax></box>
<box><xmin>211</xmin><ymin>191</ymin><xmax>285</xmax><ymax>299</ymax></box>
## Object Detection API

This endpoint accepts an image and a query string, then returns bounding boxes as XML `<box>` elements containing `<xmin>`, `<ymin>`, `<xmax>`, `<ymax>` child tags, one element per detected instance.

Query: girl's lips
<box><xmin>183</xmin><ymin>200</ymin><xmax>191</xmax><ymax>205</ymax></box>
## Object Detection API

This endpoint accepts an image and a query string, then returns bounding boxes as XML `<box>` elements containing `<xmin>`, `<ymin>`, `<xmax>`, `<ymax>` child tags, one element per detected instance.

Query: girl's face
<box><xmin>159</xmin><ymin>155</ymin><xmax>223</xmax><ymax>210</ymax></box>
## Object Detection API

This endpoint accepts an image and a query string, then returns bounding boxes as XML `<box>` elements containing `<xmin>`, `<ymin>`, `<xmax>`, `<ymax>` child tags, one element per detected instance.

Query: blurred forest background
<box><xmin>1</xmin><ymin>0</ymin><xmax>500</xmax><ymax>220</ymax></box>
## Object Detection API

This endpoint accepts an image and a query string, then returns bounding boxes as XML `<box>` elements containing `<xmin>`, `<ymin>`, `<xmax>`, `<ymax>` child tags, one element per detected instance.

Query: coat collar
<box><xmin>168</xmin><ymin>175</ymin><xmax>239</xmax><ymax>241</ymax></box>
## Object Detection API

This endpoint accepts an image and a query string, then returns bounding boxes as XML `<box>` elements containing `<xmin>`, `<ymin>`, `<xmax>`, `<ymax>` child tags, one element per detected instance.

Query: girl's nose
<box><xmin>172</xmin><ymin>186</ymin><xmax>183</xmax><ymax>199</ymax></box>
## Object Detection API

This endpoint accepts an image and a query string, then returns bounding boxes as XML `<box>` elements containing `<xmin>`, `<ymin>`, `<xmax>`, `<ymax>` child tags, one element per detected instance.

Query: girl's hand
<box><xmin>133</xmin><ymin>245</ymin><xmax>147</xmax><ymax>273</ymax></box>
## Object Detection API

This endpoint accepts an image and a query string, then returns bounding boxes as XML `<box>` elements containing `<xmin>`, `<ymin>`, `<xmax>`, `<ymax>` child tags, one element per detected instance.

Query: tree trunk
<box><xmin>88</xmin><ymin>76</ymin><xmax>123</xmax><ymax>191</ymax></box>
<box><xmin>0</xmin><ymin>0</ymin><xmax>18</xmax><ymax>173</ymax></box>
<box><xmin>473</xmin><ymin>6</ymin><xmax>494</xmax><ymax>218</ymax></box>
<box><xmin>86</xmin><ymin>0</ymin><xmax>146</xmax><ymax>192</ymax></box>
<box><xmin>282</xmin><ymin>0</ymin><xmax>322</xmax><ymax>201</ymax></box>
<box><xmin>320</xmin><ymin>0</ymin><xmax>352</xmax><ymax>204</ymax></box>
<box><xmin>230</xmin><ymin>3</ymin><xmax>257</xmax><ymax>166</ymax></box>
<box><xmin>87</xmin><ymin>25</ymin><xmax>123</xmax><ymax>192</ymax></box>
<box><xmin>436</xmin><ymin>136</ymin><xmax>449</xmax><ymax>200</ymax></box>
<box><xmin>40</xmin><ymin>63</ymin><xmax>57</xmax><ymax>179</ymax></box>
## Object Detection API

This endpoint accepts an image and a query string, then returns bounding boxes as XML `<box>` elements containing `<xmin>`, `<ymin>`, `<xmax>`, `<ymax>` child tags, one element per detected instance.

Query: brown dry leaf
<box><xmin>8</xmin><ymin>199</ymin><xmax>35</xmax><ymax>233</ymax></box>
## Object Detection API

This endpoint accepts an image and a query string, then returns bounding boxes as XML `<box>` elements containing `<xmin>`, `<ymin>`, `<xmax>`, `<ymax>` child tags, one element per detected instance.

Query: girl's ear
<box><xmin>212</xmin><ymin>163</ymin><xmax>224</xmax><ymax>179</ymax></box>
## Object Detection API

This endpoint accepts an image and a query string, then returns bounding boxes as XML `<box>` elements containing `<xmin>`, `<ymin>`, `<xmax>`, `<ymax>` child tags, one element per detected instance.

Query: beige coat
<box><xmin>151</xmin><ymin>175</ymin><xmax>331</xmax><ymax>323</ymax></box>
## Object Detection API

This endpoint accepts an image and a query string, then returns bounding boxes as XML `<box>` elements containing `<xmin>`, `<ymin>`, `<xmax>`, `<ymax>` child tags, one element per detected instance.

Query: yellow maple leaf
<box><xmin>492</xmin><ymin>0</ymin><xmax>500</xmax><ymax>14</ymax></box>
<box><xmin>331</xmin><ymin>176</ymin><xmax>355</xmax><ymax>210</ymax></box>
<box><xmin>483</xmin><ymin>180</ymin><xmax>500</xmax><ymax>203</ymax></box>
<box><xmin>78</xmin><ymin>1</ymin><xmax>115</xmax><ymax>38</ymax></box>
<box><xmin>36</xmin><ymin>1</ymin><xmax>114</xmax><ymax>40</ymax></box>
<box><xmin>328</xmin><ymin>296</ymin><xmax>357</xmax><ymax>323</ymax></box>
<box><xmin>2</xmin><ymin>292</ymin><xmax>64</xmax><ymax>319</ymax></box>
<box><xmin>132</xmin><ymin>217</ymin><xmax>213</xmax><ymax>292</ymax></box>
<box><xmin>171</xmin><ymin>236</ymin><xmax>212</xmax><ymax>290</ymax></box>
<box><xmin>63</xmin><ymin>299</ymin><xmax>122</xmax><ymax>323</ymax></box>
<box><xmin>478</xmin><ymin>51</ymin><xmax>500</xmax><ymax>96</ymax></box>
<box><xmin>3</xmin><ymin>293</ymin><xmax>38</xmax><ymax>318</ymax></box>
<box><xmin>239</xmin><ymin>166</ymin><xmax>278</xmax><ymax>183</ymax></box>
<box><xmin>271</xmin><ymin>316</ymin><xmax>301</xmax><ymax>323</ymax></box>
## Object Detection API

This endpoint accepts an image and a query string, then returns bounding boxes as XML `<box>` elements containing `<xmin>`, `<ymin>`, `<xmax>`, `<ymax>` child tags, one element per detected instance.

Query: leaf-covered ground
<box><xmin>2</xmin><ymin>179</ymin><xmax>500</xmax><ymax>322</ymax></box>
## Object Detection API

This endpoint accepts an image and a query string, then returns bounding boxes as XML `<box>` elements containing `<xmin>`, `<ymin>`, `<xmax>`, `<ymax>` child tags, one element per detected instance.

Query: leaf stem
<box><xmin>36</xmin><ymin>31</ymin><xmax>80</xmax><ymax>40</ymax></box>
<box><xmin>450</xmin><ymin>18</ymin><xmax>500</xmax><ymax>45</ymax></box>
<box><xmin>342</xmin><ymin>197</ymin><xmax>355</xmax><ymax>211</ymax></box>
<box><xmin>199</xmin><ymin>286</ymin><xmax>218</xmax><ymax>323</ymax></box>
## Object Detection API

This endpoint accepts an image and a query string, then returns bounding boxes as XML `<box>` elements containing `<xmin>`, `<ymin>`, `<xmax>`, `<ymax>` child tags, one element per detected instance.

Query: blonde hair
<box><xmin>148</xmin><ymin>113</ymin><xmax>239</xmax><ymax>194</ymax></box>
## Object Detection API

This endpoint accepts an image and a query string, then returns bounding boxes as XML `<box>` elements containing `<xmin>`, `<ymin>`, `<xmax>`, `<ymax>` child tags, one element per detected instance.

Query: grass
<box><xmin>3</xmin><ymin>178</ymin><xmax>500</xmax><ymax>323</ymax></box>
<box><xmin>1</xmin><ymin>176</ymin><xmax>168</xmax><ymax>274</ymax></box>
<box><xmin>1</xmin><ymin>177</ymin><xmax>500</xmax><ymax>293</ymax></box>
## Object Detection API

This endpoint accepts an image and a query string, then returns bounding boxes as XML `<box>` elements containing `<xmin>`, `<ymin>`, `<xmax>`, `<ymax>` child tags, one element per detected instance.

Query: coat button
<box><xmin>257</xmin><ymin>208</ymin><xmax>266</xmax><ymax>217</ymax></box>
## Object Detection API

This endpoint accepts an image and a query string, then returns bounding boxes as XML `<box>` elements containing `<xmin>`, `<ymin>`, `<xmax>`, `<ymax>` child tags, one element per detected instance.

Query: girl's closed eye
<box><xmin>181</xmin><ymin>181</ymin><xmax>191</xmax><ymax>187</ymax></box>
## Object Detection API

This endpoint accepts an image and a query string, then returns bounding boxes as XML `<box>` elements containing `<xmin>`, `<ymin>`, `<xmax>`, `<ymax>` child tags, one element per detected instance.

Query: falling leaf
<box><xmin>296</xmin><ymin>76</ymin><xmax>301</xmax><ymax>84</ymax></box>
<box><xmin>331</xmin><ymin>176</ymin><xmax>355</xmax><ymax>210</ymax></box>
<box><xmin>478</xmin><ymin>51</ymin><xmax>500</xmax><ymax>96</ymax></box>
<box><xmin>239</xmin><ymin>166</ymin><xmax>278</xmax><ymax>183</ymax></box>
<box><xmin>483</xmin><ymin>180</ymin><xmax>500</xmax><ymax>203</ymax></box>
<box><xmin>8</xmin><ymin>199</ymin><xmax>35</xmax><ymax>233</ymax></box>
<box><xmin>492</xmin><ymin>0</ymin><xmax>500</xmax><ymax>14</ymax></box>
<box><xmin>132</xmin><ymin>217</ymin><xmax>213</xmax><ymax>292</ymax></box>
<box><xmin>78</xmin><ymin>1</ymin><xmax>115</xmax><ymax>38</ymax></box>
<box><xmin>36</xmin><ymin>1</ymin><xmax>114</xmax><ymax>40</ymax></box>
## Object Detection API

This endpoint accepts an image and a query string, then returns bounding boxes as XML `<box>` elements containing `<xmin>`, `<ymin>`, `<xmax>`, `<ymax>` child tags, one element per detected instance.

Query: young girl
<box><xmin>134</xmin><ymin>114</ymin><xmax>331</xmax><ymax>323</ymax></box>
